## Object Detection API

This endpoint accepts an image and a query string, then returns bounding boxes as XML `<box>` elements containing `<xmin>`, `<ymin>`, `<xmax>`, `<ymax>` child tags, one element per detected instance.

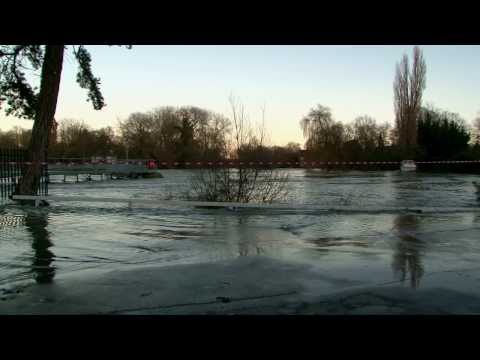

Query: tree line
<box><xmin>301</xmin><ymin>47</ymin><xmax>480</xmax><ymax>163</ymax></box>
<box><xmin>2</xmin><ymin>45</ymin><xmax>480</xmax><ymax>197</ymax></box>
<box><xmin>0</xmin><ymin>107</ymin><xmax>303</xmax><ymax>163</ymax></box>
<box><xmin>2</xmin><ymin>103</ymin><xmax>480</xmax><ymax>164</ymax></box>
<box><xmin>299</xmin><ymin>103</ymin><xmax>480</xmax><ymax>162</ymax></box>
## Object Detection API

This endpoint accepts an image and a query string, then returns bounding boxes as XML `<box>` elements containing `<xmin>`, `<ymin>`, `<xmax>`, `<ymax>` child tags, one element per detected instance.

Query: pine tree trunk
<box><xmin>16</xmin><ymin>45</ymin><xmax>64</xmax><ymax>197</ymax></box>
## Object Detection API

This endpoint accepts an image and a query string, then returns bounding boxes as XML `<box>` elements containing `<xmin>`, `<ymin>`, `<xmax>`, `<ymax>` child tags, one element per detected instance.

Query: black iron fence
<box><xmin>0</xmin><ymin>148</ymin><xmax>48</xmax><ymax>203</ymax></box>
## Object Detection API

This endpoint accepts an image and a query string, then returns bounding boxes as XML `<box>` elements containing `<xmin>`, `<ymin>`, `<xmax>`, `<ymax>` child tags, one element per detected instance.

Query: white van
<box><xmin>400</xmin><ymin>160</ymin><xmax>417</xmax><ymax>172</ymax></box>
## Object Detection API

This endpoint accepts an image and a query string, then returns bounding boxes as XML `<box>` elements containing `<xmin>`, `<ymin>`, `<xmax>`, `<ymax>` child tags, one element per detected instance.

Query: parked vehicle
<box><xmin>400</xmin><ymin>160</ymin><xmax>417</xmax><ymax>172</ymax></box>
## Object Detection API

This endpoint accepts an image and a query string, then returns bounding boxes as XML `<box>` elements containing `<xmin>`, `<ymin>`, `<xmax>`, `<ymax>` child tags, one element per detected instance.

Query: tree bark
<box><xmin>16</xmin><ymin>45</ymin><xmax>64</xmax><ymax>196</ymax></box>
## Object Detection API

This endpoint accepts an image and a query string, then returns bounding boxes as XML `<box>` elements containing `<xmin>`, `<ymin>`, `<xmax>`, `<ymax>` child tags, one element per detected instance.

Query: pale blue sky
<box><xmin>1</xmin><ymin>45</ymin><xmax>480</xmax><ymax>146</ymax></box>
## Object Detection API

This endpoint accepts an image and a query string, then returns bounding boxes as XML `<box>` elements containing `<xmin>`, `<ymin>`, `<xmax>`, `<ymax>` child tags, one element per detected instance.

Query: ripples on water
<box><xmin>1</xmin><ymin>169</ymin><xmax>480</xmax><ymax>291</ymax></box>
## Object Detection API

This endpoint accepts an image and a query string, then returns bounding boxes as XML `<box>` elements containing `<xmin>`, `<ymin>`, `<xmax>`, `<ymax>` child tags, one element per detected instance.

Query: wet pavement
<box><xmin>3</xmin><ymin>256</ymin><xmax>480</xmax><ymax>314</ymax></box>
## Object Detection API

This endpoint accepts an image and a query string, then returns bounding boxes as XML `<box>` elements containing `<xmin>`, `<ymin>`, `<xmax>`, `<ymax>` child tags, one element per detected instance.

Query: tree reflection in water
<box><xmin>391</xmin><ymin>214</ymin><xmax>424</xmax><ymax>289</ymax></box>
<box><xmin>24</xmin><ymin>212</ymin><xmax>55</xmax><ymax>284</ymax></box>
<box><xmin>236</xmin><ymin>215</ymin><xmax>265</xmax><ymax>257</ymax></box>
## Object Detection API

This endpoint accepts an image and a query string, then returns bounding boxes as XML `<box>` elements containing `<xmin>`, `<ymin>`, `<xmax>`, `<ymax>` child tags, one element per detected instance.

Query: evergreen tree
<box><xmin>0</xmin><ymin>45</ymin><xmax>130</xmax><ymax>196</ymax></box>
<box><xmin>417</xmin><ymin>106</ymin><xmax>470</xmax><ymax>160</ymax></box>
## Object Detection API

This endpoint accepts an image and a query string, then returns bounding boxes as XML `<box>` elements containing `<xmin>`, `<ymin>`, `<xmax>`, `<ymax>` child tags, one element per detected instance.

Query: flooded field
<box><xmin>1</xmin><ymin>169</ymin><xmax>480</xmax><ymax>313</ymax></box>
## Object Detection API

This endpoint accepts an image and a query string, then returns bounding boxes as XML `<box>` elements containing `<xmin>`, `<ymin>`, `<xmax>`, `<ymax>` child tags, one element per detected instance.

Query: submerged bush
<box><xmin>189</xmin><ymin>96</ymin><xmax>290</xmax><ymax>204</ymax></box>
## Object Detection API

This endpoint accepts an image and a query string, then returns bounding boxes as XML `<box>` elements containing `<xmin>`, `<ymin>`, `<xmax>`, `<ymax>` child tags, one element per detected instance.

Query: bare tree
<box><xmin>473</xmin><ymin>113</ymin><xmax>480</xmax><ymax>143</ymax></box>
<box><xmin>393</xmin><ymin>46</ymin><xmax>427</xmax><ymax>153</ymax></box>
<box><xmin>300</xmin><ymin>104</ymin><xmax>348</xmax><ymax>160</ymax></box>
<box><xmin>300</xmin><ymin>104</ymin><xmax>334</xmax><ymax>151</ymax></box>
<box><xmin>118</xmin><ymin>106</ymin><xmax>231</xmax><ymax>161</ymax></box>
<box><xmin>352</xmin><ymin>115</ymin><xmax>377</xmax><ymax>151</ymax></box>
<box><xmin>0</xmin><ymin>127</ymin><xmax>31</xmax><ymax>148</ymax></box>
<box><xmin>118</xmin><ymin>112</ymin><xmax>156</xmax><ymax>159</ymax></box>
<box><xmin>189</xmin><ymin>96</ymin><xmax>289</xmax><ymax>204</ymax></box>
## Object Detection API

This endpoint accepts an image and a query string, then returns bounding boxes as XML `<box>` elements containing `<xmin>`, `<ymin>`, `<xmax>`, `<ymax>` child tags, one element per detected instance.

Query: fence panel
<box><xmin>0</xmin><ymin>147</ymin><xmax>48</xmax><ymax>202</ymax></box>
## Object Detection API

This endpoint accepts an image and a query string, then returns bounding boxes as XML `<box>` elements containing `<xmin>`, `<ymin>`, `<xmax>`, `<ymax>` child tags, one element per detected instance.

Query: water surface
<box><xmin>1</xmin><ymin>169</ymin><xmax>479</xmax><ymax>293</ymax></box>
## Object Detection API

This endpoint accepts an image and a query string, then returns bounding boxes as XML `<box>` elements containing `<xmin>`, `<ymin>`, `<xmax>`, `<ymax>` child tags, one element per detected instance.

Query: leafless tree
<box><xmin>300</xmin><ymin>104</ymin><xmax>334</xmax><ymax>151</ymax></box>
<box><xmin>352</xmin><ymin>115</ymin><xmax>377</xmax><ymax>151</ymax></box>
<box><xmin>393</xmin><ymin>46</ymin><xmax>427</xmax><ymax>153</ymax></box>
<box><xmin>118</xmin><ymin>112</ymin><xmax>156</xmax><ymax>159</ymax></box>
<box><xmin>189</xmin><ymin>96</ymin><xmax>290</xmax><ymax>204</ymax></box>
<box><xmin>300</xmin><ymin>104</ymin><xmax>348</xmax><ymax>160</ymax></box>
<box><xmin>473</xmin><ymin>113</ymin><xmax>480</xmax><ymax>143</ymax></box>
<box><xmin>0</xmin><ymin>127</ymin><xmax>32</xmax><ymax>148</ymax></box>
<box><xmin>118</xmin><ymin>106</ymin><xmax>231</xmax><ymax>161</ymax></box>
<box><xmin>352</xmin><ymin>115</ymin><xmax>391</xmax><ymax>150</ymax></box>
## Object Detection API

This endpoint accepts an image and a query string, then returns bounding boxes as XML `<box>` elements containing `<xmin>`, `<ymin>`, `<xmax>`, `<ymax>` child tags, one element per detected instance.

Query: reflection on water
<box><xmin>238</xmin><ymin>243</ymin><xmax>265</xmax><ymax>257</ymax></box>
<box><xmin>25</xmin><ymin>213</ymin><xmax>55</xmax><ymax>284</ymax></box>
<box><xmin>1</xmin><ymin>170</ymin><xmax>480</xmax><ymax>290</ymax></box>
<box><xmin>231</xmin><ymin>215</ymin><xmax>266</xmax><ymax>257</ymax></box>
<box><xmin>391</xmin><ymin>214</ymin><xmax>424</xmax><ymax>289</ymax></box>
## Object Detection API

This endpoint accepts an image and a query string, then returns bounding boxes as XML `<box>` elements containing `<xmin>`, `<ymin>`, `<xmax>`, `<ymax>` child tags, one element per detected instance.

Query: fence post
<box><xmin>15</xmin><ymin>147</ymin><xmax>20</xmax><ymax>193</ymax></box>
<box><xmin>1</xmin><ymin>149</ymin><xmax>4</xmax><ymax>200</ymax></box>
<box><xmin>13</xmin><ymin>148</ymin><xmax>17</xmax><ymax>191</ymax></box>
<box><xmin>7</xmin><ymin>148</ymin><xmax>11</xmax><ymax>197</ymax></box>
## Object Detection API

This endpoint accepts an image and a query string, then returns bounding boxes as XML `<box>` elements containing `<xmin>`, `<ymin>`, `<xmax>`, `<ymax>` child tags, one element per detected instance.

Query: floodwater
<box><xmin>1</xmin><ymin>169</ymin><xmax>480</xmax><ymax>298</ymax></box>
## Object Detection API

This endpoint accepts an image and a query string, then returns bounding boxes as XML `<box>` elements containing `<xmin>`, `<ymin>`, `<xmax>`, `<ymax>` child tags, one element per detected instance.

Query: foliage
<box><xmin>417</xmin><ymin>106</ymin><xmax>471</xmax><ymax>160</ymax></box>
<box><xmin>0</xmin><ymin>45</ymin><xmax>42</xmax><ymax>119</ymax></box>
<box><xmin>1</xmin><ymin>45</ymin><xmax>112</xmax><ymax>120</ymax></box>
<box><xmin>299</xmin><ymin>102</ymin><xmax>478</xmax><ymax>163</ymax></box>
<box><xmin>73</xmin><ymin>46</ymin><xmax>105</xmax><ymax>110</ymax></box>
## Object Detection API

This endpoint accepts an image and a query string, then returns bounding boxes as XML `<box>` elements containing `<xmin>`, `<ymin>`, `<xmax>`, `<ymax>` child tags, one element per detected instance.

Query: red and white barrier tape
<box><xmin>1</xmin><ymin>162</ymin><xmax>48</xmax><ymax>165</ymax></box>
<box><xmin>153</xmin><ymin>160</ymin><xmax>480</xmax><ymax>166</ymax></box>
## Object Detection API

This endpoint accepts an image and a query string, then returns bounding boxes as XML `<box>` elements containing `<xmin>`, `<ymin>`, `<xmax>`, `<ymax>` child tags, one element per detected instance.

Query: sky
<box><xmin>1</xmin><ymin>45</ymin><xmax>480</xmax><ymax>146</ymax></box>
